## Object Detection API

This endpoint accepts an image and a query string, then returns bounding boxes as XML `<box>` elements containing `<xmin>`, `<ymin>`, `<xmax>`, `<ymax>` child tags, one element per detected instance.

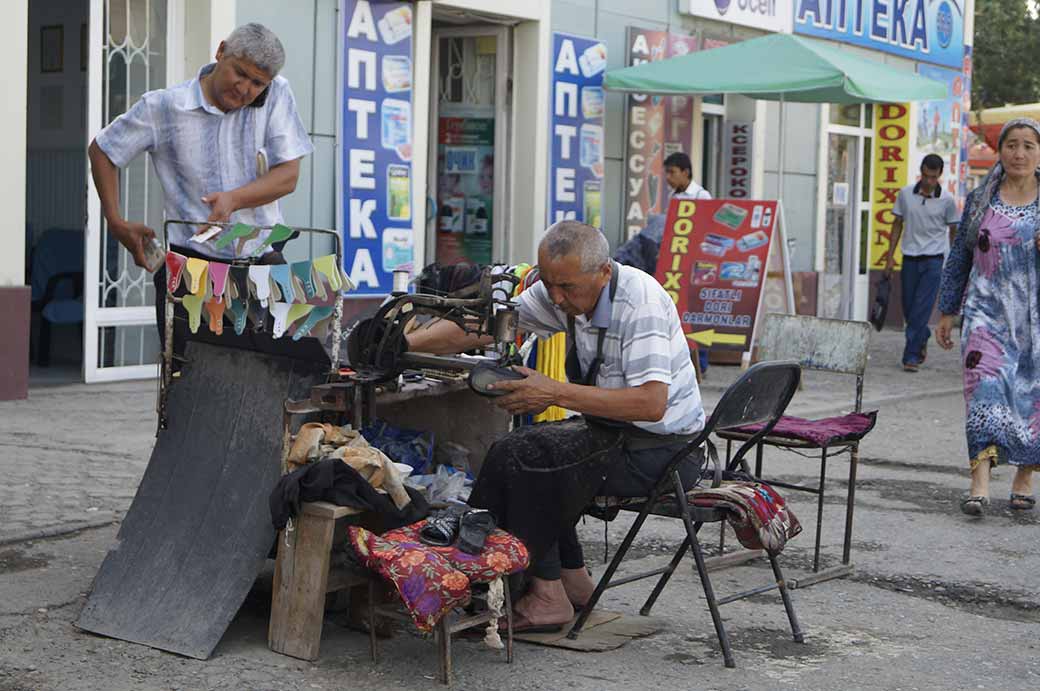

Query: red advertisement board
<box><xmin>623</xmin><ymin>28</ymin><xmax>698</xmax><ymax>240</ymax></box>
<box><xmin>655</xmin><ymin>198</ymin><xmax>779</xmax><ymax>351</ymax></box>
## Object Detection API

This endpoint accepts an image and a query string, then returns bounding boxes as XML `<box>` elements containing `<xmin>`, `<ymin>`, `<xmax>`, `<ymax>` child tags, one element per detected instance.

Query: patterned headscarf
<box><xmin>963</xmin><ymin>117</ymin><xmax>1040</xmax><ymax>249</ymax></box>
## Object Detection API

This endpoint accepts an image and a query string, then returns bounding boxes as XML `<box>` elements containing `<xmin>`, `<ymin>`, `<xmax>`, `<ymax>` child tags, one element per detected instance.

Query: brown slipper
<box><xmin>499</xmin><ymin>611</ymin><xmax>565</xmax><ymax>634</ymax></box>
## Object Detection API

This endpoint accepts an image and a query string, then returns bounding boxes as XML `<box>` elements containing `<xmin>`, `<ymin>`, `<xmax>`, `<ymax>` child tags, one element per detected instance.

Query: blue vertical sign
<box><xmin>548</xmin><ymin>33</ymin><xmax>606</xmax><ymax>228</ymax></box>
<box><xmin>341</xmin><ymin>0</ymin><xmax>414</xmax><ymax>295</ymax></box>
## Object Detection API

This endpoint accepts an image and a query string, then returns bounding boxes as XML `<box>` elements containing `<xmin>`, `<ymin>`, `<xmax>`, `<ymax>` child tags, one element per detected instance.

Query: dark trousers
<box><xmin>533</xmin><ymin>441</ymin><xmax>702</xmax><ymax>580</ymax></box>
<box><xmin>900</xmin><ymin>255</ymin><xmax>943</xmax><ymax>366</ymax></box>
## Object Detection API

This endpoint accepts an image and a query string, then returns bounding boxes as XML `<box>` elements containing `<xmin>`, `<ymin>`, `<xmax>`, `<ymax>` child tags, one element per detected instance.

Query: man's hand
<box><xmin>201</xmin><ymin>191</ymin><xmax>238</xmax><ymax>224</ymax></box>
<box><xmin>936</xmin><ymin>314</ymin><xmax>957</xmax><ymax>350</ymax></box>
<box><xmin>489</xmin><ymin>367</ymin><xmax>560</xmax><ymax>416</ymax></box>
<box><xmin>111</xmin><ymin>220</ymin><xmax>156</xmax><ymax>269</ymax></box>
<box><xmin>883</xmin><ymin>257</ymin><xmax>894</xmax><ymax>279</ymax></box>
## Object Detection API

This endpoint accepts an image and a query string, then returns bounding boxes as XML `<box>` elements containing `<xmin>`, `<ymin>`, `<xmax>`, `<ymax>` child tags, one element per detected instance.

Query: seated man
<box><xmin>406</xmin><ymin>221</ymin><xmax>705</xmax><ymax>631</ymax></box>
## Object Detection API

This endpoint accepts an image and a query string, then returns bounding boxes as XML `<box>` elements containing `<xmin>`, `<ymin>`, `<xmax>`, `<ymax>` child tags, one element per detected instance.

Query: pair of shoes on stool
<box><xmin>420</xmin><ymin>505</ymin><xmax>497</xmax><ymax>554</ymax></box>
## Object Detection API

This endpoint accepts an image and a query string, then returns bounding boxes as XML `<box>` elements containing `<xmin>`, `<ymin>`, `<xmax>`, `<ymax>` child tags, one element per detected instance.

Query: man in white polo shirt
<box><xmin>885</xmin><ymin>154</ymin><xmax>960</xmax><ymax>372</ymax></box>
<box><xmin>406</xmin><ymin>221</ymin><xmax>705</xmax><ymax>632</ymax></box>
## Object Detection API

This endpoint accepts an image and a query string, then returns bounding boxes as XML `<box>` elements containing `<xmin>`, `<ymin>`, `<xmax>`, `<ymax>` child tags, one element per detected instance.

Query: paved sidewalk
<box><xmin>0</xmin><ymin>328</ymin><xmax>959</xmax><ymax>545</ymax></box>
<box><xmin>697</xmin><ymin>327</ymin><xmax>963</xmax><ymax>415</ymax></box>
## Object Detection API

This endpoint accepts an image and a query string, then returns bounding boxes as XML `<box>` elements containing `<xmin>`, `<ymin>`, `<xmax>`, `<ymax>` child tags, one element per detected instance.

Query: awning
<box><xmin>969</xmin><ymin>103</ymin><xmax>1040</xmax><ymax>150</ymax></box>
<box><xmin>603</xmin><ymin>33</ymin><xmax>947</xmax><ymax>105</ymax></box>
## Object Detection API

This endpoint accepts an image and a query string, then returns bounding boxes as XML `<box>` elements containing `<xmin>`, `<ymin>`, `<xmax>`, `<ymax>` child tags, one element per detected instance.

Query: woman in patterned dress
<box><xmin>937</xmin><ymin>118</ymin><xmax>1040</xmax><ymax>516</ymax></box>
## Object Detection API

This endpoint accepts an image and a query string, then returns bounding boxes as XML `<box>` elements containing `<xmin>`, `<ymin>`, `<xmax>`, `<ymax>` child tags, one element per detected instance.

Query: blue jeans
<box><xmin>900</xmin><ymin>255</ymin><xmax>944</xmax><ymax>365</ymax></box>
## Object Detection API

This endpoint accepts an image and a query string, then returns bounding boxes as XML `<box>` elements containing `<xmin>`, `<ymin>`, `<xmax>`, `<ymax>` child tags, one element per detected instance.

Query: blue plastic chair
<box><xmin>30</xmin><ymin>228</ymin><xmax>84</xmax><ymax>366</ymax></box>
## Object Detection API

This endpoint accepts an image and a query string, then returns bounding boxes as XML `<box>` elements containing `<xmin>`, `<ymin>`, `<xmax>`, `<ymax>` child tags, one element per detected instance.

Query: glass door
<box><xmin>84</xmin><ymin>0</ymin><xmax>174</xmax><ymax>382</ymax></box>
<box><xmin>428</xmin><ymin>26</ymin><xmax>510</xmax><ymax>266</ymax></box>
<box><xmin>821</xmin><ymin>132</ymin><xmax>858</xmax><ymax>319</ymax></box>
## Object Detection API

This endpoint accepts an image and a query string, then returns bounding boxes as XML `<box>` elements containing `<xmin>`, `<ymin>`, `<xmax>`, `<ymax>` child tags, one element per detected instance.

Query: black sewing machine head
<box><xmin>345</xmin><ymin>265</ymin><xmax>521</xmax><ymax>382</ymax></box>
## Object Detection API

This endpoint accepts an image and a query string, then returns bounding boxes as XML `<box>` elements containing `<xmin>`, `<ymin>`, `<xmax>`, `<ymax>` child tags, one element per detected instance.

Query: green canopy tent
<box><xmin>603</xmin><ymin>32</ymin><xmax>948</xmax><ymax>319</ymax></box>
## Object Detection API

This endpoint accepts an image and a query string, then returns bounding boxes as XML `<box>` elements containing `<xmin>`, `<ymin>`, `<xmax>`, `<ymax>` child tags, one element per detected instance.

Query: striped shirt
<box><xmin>96</xmin><ymin>63</ymin><xmax>313</xmax><ymax>259</ymax></box>
<box><xmin>518</xmin><ymin>264</ymin><xmax>705</xmax><ymax>436</ymax></box>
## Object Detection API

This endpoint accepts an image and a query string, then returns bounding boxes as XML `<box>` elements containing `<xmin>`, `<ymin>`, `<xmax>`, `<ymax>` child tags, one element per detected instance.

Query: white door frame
<box><xmin>426</xmin><ymin>25</ymin><xmax>512</xmax><ymax>264</ymax></box>
<box><xmin>84</xmin><ymin>0</ymin><xmax>183</xmax><ymax>383</ymax></box>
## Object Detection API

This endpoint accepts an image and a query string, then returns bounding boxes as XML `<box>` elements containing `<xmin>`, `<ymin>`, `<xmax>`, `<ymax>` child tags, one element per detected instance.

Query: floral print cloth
<box><xmin>939</xmin><ymin>190</ymin><xmax>1040</xmax><ymax>466</ymax></box>
<box><xmin>347</xmin><ymin>521</ymin><xmax>529</xmax><ymax>632</ymax></box>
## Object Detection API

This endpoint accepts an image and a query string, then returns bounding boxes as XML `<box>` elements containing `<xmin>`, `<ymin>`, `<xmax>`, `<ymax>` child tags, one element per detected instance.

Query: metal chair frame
<box><xmin>717</xmin><ymin>314</ymin><xmax>872</xmax><ymax>587</ymax></box>
<box><xmin>567</xmin><ymin>361</ymin><xmax>805</xmax><ymax>668</ymax></box>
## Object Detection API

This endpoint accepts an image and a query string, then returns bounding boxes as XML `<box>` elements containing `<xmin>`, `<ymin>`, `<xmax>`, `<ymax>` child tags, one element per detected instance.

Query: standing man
<box><xmin>885</xmin><ymin>154</ymin><xmax>960</xmax><ymax>372</ymax></box>
<box><xmin>662</xmin><ymin>151</ymin><xmax>711</xmax><ymax>373</ymax></box>
<box><xmin>88</xmin><ymin>23</ymin><xmax>313</xmax><ymax>356</ymax></box>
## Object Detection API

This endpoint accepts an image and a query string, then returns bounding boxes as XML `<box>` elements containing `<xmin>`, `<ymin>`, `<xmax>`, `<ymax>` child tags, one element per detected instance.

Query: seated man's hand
<box><xmin>491</xmin><ymin>367</ymin><xmax>559</xmax><ymax>416</ymax></box>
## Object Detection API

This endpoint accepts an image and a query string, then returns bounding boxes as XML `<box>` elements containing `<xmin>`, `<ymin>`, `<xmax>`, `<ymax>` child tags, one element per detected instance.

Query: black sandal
<box><xmin>457</xmin><ymin>509</ymin><xmax>497</xmax><ymax>555</ymax></box>
<box><xmin>960</xmin><ymin>496</ymin><xmax>990</xmax><ymax>516</ymax></box>
<box><xmin>1010</xmin><ymin>494</ymin><xmax>1036</xmax><ymax>511</ymax></box>
<box><xmin>420</xmin><ymin>505</ymin><xmax>468</xmax><ymax>547</ymax></box>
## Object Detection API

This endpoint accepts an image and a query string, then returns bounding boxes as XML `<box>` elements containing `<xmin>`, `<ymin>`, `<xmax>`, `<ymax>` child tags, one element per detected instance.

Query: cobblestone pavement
<box><xmin>0</xmin><ymin>328</ymin><xmax>960</xmax><ymax>545</ymax></box>
<box><xmin>0</xmin><ymin>383</ymin><xmax>157</xmax><ymax>544</ymax></box>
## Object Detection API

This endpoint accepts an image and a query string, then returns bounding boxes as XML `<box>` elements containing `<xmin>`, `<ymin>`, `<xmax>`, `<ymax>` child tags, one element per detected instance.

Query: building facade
<box><xmin>0</xmin><ymin>0</ymin><xmax>975</xmax><ymax>396</ymax></box>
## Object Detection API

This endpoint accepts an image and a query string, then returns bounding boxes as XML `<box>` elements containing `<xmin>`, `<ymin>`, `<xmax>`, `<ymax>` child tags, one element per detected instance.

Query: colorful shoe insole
<box><xmin>165</xmin><ymin>252</ymin><xmax>187</xmax><ymax>293</ymax></box>
<box><xmin>181</xmin><ymin>294</ymin><xmax>205</xmax><ymax>334</ymax></box>
<box><xmin>205</xmin><ymin>298</ymin><xmax>226</xmax><ymax>335</ymax></box>
<box><xmin>185</xmin><ymin>258</ymin><xmax>209</xmax><ymax>296</ymax></box>
<box><xmin>248</xmin><ymin>265</ymin><xmax>272</xmax><ymax>306</ymax></box>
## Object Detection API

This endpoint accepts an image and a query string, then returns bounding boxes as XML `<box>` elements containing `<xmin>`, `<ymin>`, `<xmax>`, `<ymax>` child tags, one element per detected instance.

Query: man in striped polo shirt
<box><xmin>406</xmin><ymin>221</ymin><xmax>704</xmax><ymax>632</ymax></box>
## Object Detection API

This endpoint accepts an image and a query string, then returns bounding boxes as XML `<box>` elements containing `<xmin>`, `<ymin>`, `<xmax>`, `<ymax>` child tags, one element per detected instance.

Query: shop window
<box><xmin>829</xmin><ymin>103</ymin><xmax>861</xmax><ymax>127</ymax></box>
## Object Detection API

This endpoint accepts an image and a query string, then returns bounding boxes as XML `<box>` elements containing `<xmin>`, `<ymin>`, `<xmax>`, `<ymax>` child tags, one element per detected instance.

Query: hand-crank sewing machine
<box><xmin>346</xmin><ymin>266</ymin><xmax>525</xmax><ymax>380</ymax></box>
<box><xmin>289</xmin><ymin>264</ymin><xmax>528</xmax><ymax>451</ymax></box>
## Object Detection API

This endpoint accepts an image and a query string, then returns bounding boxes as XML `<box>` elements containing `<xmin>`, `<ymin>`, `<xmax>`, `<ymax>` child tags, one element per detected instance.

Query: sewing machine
<box><xmin>345</xmin><ymin>265</ymin><xmax>529</xmax><ymax>389</ymax></box>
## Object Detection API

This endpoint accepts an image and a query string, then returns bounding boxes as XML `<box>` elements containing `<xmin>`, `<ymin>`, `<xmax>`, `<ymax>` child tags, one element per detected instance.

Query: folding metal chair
<box><xmin>716</xmin><ymin>314</ymin><xmax>875</xmax><ymax>587</ymax></box>
<box><xmin>567</xmin><ymin>361</ymin><xmax>804</xmax><ymax>668</ymax></box>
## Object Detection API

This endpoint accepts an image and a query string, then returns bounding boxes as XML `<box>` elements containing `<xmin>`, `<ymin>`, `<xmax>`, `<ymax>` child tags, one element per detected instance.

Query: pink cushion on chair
<box><xmin>733</xmin><ymin>411</ymin><xmax>877</xmax><ymax>448</ymax></box>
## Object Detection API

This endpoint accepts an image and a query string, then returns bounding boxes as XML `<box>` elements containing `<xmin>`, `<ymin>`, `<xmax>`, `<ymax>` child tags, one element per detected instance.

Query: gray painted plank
<box><xmin>77</xmin><ymin>342</ymin><xmax>326</xmax><ymax>659</ymax></box>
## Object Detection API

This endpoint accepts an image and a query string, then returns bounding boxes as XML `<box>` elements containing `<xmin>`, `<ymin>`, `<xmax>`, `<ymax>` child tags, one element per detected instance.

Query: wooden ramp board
<box><xmin>77</xmin><ymin>342</ymin><xmax>326</xmax><ymax>659</ymax></box>
<box><xmin>513</xmin><ymin>610</ymin><xmax>663</xmax><ymax>652</ymax></box>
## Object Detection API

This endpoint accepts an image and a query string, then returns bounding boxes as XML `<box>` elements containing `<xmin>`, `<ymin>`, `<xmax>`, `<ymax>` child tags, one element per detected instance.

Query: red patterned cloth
<box><xmin>689</xmin><ymin>482</ymin><xmax>801</xmax><ymax>555</ymax></box>
<box><xmin>733</xmin><ymin>411</ymin><xmax>877</xmax><ymax>448</ymax></box>
<box><xmin>347</xmin><ymin>521</ymin><xmax>529</xmax><ymax>632</ymax></box>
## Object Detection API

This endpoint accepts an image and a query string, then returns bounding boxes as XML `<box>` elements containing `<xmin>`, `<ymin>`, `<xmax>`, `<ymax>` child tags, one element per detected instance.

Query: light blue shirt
<box><xmin>96</xmin><ymin>63</ymin><xmax>313</xmax><ymax>259</ymax></box>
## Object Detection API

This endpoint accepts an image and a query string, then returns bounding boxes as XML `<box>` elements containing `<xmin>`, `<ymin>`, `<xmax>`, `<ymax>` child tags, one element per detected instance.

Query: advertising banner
<box><xmin>915</xmin><ymin>63</ymin><xmax>966</xmax><ymax>204</ymax></box>
<box><xmin>869</xmin><ymin>104</ymin><xmax>912</xmax><ymax>270</ymax></box>
<box><xmin>435</xmin><ymin>117</ymin><xmax>495</xmax><ymax>265</ymax></box>
<box><xmin>794</xmin><ymin>0</ymin><xmax>965</xmax><ymax>69</ymax></box>
<box><xmin>655</xmin><ymin>198</ymin><xmax>779</xmax><ymax>351</ymax></box>
<box><xmin>722</xmin><ymin>121</ymin><xmax>753</xmax><ymax>198</ymax></box>
<box><xmin>339</xmin><ymin>0</ymin><xmax>414</xmax><ymax>295</ymax></box>
<box><xmin>623</xmin><ymin>28</ymin><xmax>699</xmax><ymax>240</ymax></box>
<box><xmin>682</xmin><ymin>0</ymin><xmax>793</xmax><ymax>33</ymax></box>
<box><xmin>548</xmin><ymin>32</ymin><xmax>606</xmax><ymax>227</ymax></box>
<box><xmin>959</xmin><ymin>47</ymin><xmax>973</xmax><ymax>204</ymax></box>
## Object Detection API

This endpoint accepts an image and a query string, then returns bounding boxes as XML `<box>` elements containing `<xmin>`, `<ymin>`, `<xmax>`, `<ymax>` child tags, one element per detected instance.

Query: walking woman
<box><xmin>937</xmin><ymin>118</ymin><xmax>1040</xmax><ymax>515</ymax></box>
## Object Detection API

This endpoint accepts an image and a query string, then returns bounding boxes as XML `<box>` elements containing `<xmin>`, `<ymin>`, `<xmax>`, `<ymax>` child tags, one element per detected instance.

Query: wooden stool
<box><xmin>367</xmin><ymin>579</ymin><xmax>514</xmax><ymax>685</ymax></box>
<box><xmin>268</xmin><ymin>501</ymin><xmax>365</xmax><ymax>660</ymax></box>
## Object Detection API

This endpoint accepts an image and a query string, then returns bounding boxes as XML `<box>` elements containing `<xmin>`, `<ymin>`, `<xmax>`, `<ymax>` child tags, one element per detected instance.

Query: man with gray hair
<box><xmin>406</xmin><ymin>221</ymin><xmax>705</xmax><ymax>631</ymax></box>
<box><xmin>89</xmin><ymin>22</ymin><xmax>312</xmax><ymax>358</ymax></box>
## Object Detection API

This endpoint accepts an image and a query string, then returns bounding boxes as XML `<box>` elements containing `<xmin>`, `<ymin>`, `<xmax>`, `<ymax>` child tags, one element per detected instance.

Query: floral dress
<box><xmin>938</xmin><ymin>189</ymin><xmax>1040</xmax><ymax>467</ymax></box>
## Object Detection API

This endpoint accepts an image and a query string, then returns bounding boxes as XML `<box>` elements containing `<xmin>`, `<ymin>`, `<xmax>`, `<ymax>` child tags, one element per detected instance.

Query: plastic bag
<box><xmin>426</xmin><ymin>465</ymin><xmax>471</xmax><ymax>504</ymax></box>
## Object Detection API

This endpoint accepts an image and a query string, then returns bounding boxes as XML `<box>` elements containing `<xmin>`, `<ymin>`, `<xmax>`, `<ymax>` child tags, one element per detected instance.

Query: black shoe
<box><xmin>457</xmin><ymin>510</ymin><xmax>497</xmax><ymax>555</ymax></box>
<box><xmin>420</xmin><ymin>505</ymin><xmax>468</xmax><ymax>547</ymax></box>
